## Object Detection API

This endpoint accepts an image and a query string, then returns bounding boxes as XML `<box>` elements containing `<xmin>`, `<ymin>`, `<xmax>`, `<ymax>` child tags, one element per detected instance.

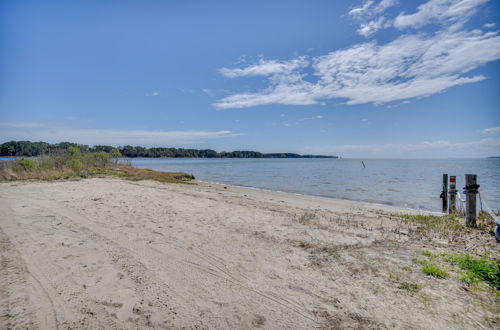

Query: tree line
<box><xmin>0</xmin><ymin>141</ymin><xmax>337</xmax><ymax>158</ymax></box>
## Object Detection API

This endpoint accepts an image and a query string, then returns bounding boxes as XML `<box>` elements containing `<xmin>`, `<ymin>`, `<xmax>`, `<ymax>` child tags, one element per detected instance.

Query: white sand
<box><xmin>0</xmin><ymin>178</ymin><xmax>497</xmax><ymax>329</ymax></box>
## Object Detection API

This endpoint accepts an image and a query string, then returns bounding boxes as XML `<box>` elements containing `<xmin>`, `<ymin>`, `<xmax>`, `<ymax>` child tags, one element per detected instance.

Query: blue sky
<box><xmin>1</xmin><ymin>0</ymin><xmax>499</xmax><ymax>158</ymax></box>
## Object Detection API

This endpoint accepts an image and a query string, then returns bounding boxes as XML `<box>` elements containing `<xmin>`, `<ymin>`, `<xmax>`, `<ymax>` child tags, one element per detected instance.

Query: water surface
<box><xmin>128</xmin><ymin>158</ymin><xmax>499</xmax><ymax>212</ymax></box>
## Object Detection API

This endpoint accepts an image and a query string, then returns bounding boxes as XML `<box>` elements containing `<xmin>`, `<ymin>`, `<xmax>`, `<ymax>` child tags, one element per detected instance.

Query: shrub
<box><xmin>88</xmin><ymin>152</ymin><xmax>110</xmax><ymax>168</ymax></box>
<box><xmin>67</xmin><ymin>146</ymin><xmax>81</xmax><ymax>158</ymax></box>
<box><xmin>37</xmin><ymin>156</ymin><xmax>55</xmax><ymax>170</ymax></box>
<box><xmin>17</xmin><ymin>158</ymin><xmax>36</xmax><ymax>171</ymax></box>
<box><xmin>109</xmin><ymin>148</ymin><xmax>122</xmax><ymax>159</ymax></box>
<box><xmin>68</xmin><ymin>158</ymin><xmax>83</xmax><ymax>173</ymax></box>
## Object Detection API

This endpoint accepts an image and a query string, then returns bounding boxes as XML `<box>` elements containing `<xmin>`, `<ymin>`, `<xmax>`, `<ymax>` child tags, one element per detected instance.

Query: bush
<box><xmin>109</xmin><ymin>148</ymin><xmax>122</xmax><ymax>159</ymax></box>
<box><xmin>67</xmin><ymin>146</ymin><xmax>81</xmax><ymax>158</ymax></box>
<box><xmin>37</xmin><ymin>157</ymin><xmax>55</xmax><ymax>170</ymax></box>
<box><xmin>17</xmin><ymin>158</ymin><xmax>36</xmax><ymax>171</ymax></box>
<box><xmin>85</xmin><ymin>152</ymin><xmax>110</xmax><ymax>168</ymax></box>
<box><xmin>68</xmin><ymin>158</ymin><xmax>83</xmax><ymax>173</ymax></box>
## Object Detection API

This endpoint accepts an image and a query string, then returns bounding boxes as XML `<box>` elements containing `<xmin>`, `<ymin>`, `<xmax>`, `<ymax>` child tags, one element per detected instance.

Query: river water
<box><xmin>130</xmin><ymin>158</ymin><xmax>500</xmax><ymax>212</ymax></box>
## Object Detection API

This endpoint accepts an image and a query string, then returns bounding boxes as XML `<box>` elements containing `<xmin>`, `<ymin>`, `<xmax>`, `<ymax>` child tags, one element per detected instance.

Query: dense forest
<box><xmin>0</xmin><ymin>141</ymin><xmax>337</xmax><ymax>158</ymax></box>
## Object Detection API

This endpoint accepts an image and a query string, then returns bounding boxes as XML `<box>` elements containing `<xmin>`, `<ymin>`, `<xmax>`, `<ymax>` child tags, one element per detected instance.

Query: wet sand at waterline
<box><xmin>0</xmin><ymin>178</ymin><xmax>497</xmax><ymax>329</ymax></box>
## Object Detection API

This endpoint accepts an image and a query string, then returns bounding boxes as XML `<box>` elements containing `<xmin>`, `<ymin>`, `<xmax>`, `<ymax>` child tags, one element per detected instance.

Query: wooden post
<box><xmin>449</xmin><ymin>176</ymin><xmax>457</xmax><ymax>214</ymax></box>
<box><xmin>464</xmin><ymin>174</ymin><xmax>479</xmax><ymax>227</ymax></box>
<box><xmin>441</xmin><ymin>174</ymin><xmax>448</xmax><ymax>213</ymax></box>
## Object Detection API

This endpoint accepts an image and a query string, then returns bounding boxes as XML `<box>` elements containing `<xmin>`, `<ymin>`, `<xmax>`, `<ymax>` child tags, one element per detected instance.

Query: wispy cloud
<box><xmin>145</xmin><ymin>91</ymin><xmax>160</xmax><ymax>97</ymax></box>
<box><xmin>0</xmin><ymin>121</ymin><xmax>45</xmax><ymax>128</ymax></box>
<box><xmin>357</xmin><ymin>17</ymin><xmax>389</xmax><ymax>37</ymax></box>
<box><xmin>202</xmin><ymin>88</ymin><xmax>216</xmax><ymax>97</ymax></box>
<box><xmin>394</xmin><ymin>0</ymin><xmax>489</xmax><ymax>29</ymax></box>
<box><xmin>277</xmin><ymin>115</ymin><xmax>324</xmax><ymax>127</ymax></box>
<box><xmin>349</xmin><ymin>0</ymin><xmax>398</xmax><ymax>17</ymax></box>
<box><xmin>349</xmin><ymin>1</ymin><xmax>375</xmax><ymax>17</ymax></box>
<box><xmin>0</xmin><ymin>122</ymin><xmax>241</xmax><ymax>146</ymax></box>
<box><xmin>349</xmin><ymin>0</ymin><xmax>398</xmax><ymax>36</ymax></box>
<box><xmin>215</xmin><ymin>0</ymin><xmax>500</xmax><ymax>109</ymax></box>
<box><xmin>351</xmin><ymin>0</ymin><xmax>489</xmax><ymax>36</ymax></box>
<box><xmin>483</xmin><ymin>126</ymin><xmax>500</xmax><ymax>134</ymax></box>
<box><xmin>301</xmin><ymin>115</ymin><xmax>324</xmax><ymax>121</ymax></box>
<box><xmin>219</xmin><ymin>57</ymin><xmax>308</xmax><ymax>78</ymax></box>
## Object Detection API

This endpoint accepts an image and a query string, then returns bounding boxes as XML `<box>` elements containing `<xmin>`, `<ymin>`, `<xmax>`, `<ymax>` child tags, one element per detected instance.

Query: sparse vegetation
<box><xmin>0</xmin><ymin>148</ymin><xmax>194</xmax><ymax>184</ymax></box>
<box><xmin>418</xmin><ymin>249</ymin><xmax>435</xmax><ymax>257</ymax></box>
<box><xmin>422</xmin><ymin>262</ymin><xmax>449</xmax><ymax>278</ymax></box>
<box><xmin>294</xmin><ymin>211</ymin><xmax>317</xmax><ymax>225</ymax></box>
<box><xmin>398</xmin><ymin>282</ymin><xmax>421</xmax><ymax>294</ymax></box>
<box><xmin>477</xmin><ymin>211</ymin><xmax>496</xmax><ymax>231</ymax></box>
<box><xmin>16</xmin><ymin>158</ymin><xmax>36</xmax><ymax>171</ymax></box>
<box><xmin>412</xmin><ymin>257</ymin><xmax>426</xmax><ymax>265</ymax></box>
<box><xmin>444</xmin><ymin>253</ymin><xmax>499</xmax><ymax>287</ymax></box>
<box><xmin>399</xmin><ymin>213</ymin><xmax>465</xmax><ymax>241</ymax></box>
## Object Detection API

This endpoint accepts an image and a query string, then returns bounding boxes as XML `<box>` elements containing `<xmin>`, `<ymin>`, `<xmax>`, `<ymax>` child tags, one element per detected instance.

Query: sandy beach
<box><xmin>0</xmin><ymin>178</ymin><xmax>497</xmax><ymax>329</ymax></box>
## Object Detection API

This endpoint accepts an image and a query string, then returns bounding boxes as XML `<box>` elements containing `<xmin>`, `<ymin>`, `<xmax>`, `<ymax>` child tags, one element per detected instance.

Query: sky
<box><xmin>1</xmin><ymin>0</ymin><xmax>499</xmax><ymax>158</ymax></box>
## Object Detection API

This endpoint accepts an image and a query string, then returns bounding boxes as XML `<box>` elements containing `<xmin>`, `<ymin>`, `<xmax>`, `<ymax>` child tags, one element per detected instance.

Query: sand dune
<box><xmin>0</xmin><ymin>178</ymin><xmax>497</xmax><ymax>329</ymax></box>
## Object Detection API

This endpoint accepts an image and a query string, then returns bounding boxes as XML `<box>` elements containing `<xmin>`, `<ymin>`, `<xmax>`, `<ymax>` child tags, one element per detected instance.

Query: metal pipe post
<box><xmin>449</xmin><ymin>176</ymin><xmax>457</xmax><ymax>214</ymax></box>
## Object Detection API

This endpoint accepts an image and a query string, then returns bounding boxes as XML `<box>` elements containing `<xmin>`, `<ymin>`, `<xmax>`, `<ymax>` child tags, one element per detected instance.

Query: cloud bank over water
<box><xmin>0</xmin><ymin>122</ymin><xmax>240</xmax><ymax>147</ymax></box>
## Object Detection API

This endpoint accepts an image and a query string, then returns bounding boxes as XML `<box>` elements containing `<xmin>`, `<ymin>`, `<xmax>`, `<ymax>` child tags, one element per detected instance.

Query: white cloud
<box><xmin>219</xmin><ymin>57</ymin><xmax>308</xmax><ymax>78</ymax></box>
<box><xmin>0</xmin><ymin>122</ymin><xmax>241</xmax><ymax>146</ymax></box>
<box><xmin>350</xmin><ymin>0</ymin><xmax>397</xmax><ymax>18</ymax></box>
<box><xmin>483</xmin><ymin>126</ymin><xmax>500</xmax><ymax>134</ymax></box>
<box><xmin>145</xmin><ymin>91</ymin><xmax>160</xmax><ymax>97</ymax></box>
<box><xmin>301</xmin><ymin>138</ymin><xmax>500</xmax><ymax>158</ymax></box>
<box><xmin>350</xmin><ymin>0</ymin><xmax>398</xmax><ymax>36</ymax></box>
<box><xmin>215</xmin><ymin>26</ymin><xmax>500</xmax><ymax>108</ymax></box>
<box><xmin>376</xmin><ymin>0</ymin><xmax>399</xmax><ymax>13</ymax></box>
<box><xmin>394</xmin><ymin>0</ymin><xmax>489</xmax><ymax>29</ymax></box>
<box><xmin>357</xmin><ymin>17</ymin><xmax>387</xmax><ymax>37</ymax></box>
<box><xmin>349</xmin><ymin>1</ymin><xmax>375</xmax><ymax>17</ymax></box>
<box><xmin>484</xmin><ymin>23</ymin><xmax>496</xmax><ymax>28</ymax></box>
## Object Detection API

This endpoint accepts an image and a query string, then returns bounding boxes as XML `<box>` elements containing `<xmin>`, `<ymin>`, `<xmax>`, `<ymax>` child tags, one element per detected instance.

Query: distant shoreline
<box><xmin>0</xmin><ymin>140</ymin><xmax>337</xmax><ymax>158</ymax></box>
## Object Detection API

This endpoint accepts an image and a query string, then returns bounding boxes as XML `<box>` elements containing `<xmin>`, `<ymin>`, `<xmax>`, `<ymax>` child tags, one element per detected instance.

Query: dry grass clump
<box><xmin>399</xmin><ymin>213</ymin><xmax>466</xmax><ymax>242</ymax></box>
<box><xmin>96</xmin><ymin>165</ymin><xmax>195</xmax><ymax>184</ymax></box>
<box><xmin>293</xmin><ymin>211</ymin><xmax>318</xmax><ymax>225</ymax></box>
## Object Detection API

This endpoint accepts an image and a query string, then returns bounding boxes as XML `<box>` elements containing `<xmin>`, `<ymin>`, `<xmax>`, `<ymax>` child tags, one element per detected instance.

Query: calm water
<box><xmin>130</xmin><ymin>158</ymin><xmax>500</xmax><ymax>212</ymax></box>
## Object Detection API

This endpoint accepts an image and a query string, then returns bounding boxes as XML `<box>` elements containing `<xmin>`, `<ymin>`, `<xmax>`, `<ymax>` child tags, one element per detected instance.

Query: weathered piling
<box><xmin>464</xmin><ymin>174</ymin><xmax>479</xmax><ymax>227</ymax></box>
<box><xmin>441</xmin><ymin>174</ymin><xmax>448</xmax><ymax>213</ymax></box>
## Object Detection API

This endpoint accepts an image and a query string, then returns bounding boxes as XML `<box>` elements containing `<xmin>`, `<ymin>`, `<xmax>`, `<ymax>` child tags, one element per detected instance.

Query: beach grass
<box><xmin>422</xmin><ymin>262</ymin><xmax>449</xmax><ymax>278</ymax></box>
<box><xmin>444</xmin><ymin>252</ymin><xmax>499</xmax><ymax>287</ymax></box>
